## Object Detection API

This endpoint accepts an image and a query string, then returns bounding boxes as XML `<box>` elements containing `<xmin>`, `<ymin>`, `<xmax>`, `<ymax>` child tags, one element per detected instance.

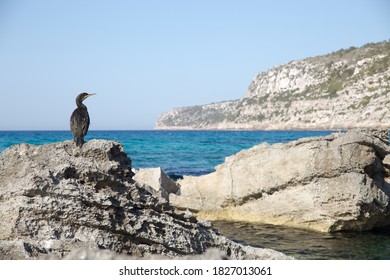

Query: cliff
<box><xmin>170</xmin><ymin>129</ymin><xmax>390</xmax><ymax>232</ymax></box>
<box><xmin>0</xmin><ymin>140</ymin><xmax>291</xmax><ymax>259</ymax></box>
<box><xmin>156</xmin><ymin>40</ymin><xmax>390</xmax><ymax>130</ymax></box>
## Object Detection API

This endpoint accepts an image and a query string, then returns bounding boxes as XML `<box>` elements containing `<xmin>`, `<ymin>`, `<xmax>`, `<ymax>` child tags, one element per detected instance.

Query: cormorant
<box><xmin>70</xmin><ymin>92</ymin><xmax>95</xmax><ymax>147</ymax></box>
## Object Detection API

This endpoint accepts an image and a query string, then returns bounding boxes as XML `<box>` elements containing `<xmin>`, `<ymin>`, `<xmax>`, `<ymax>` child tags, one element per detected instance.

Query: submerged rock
<box><xmin>171</xmin><ymin>130</ymin><xmax>390</xmax><ymax>232</ymax></box>
<box><xmin>0</xmin><ymin>140</ymin><xmax>291</xmax><ymax>260</ymax></box>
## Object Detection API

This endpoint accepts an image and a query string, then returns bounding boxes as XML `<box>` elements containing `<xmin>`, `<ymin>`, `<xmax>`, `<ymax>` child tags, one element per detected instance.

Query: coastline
<box><xmin>154</xmin><ymin>125</ymin><xmax>389</xmax><ymax>131</ymax></box>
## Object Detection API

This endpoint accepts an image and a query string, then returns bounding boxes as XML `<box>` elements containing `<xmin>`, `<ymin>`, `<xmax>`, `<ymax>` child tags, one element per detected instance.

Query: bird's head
<box><xmin>76</xmin><ymin>92</ymin><xmax>96</xmax><ymax>108</ymax></box>
<box><xmin>79</xmin><ymin>92</ymin><xmax>96</xmax><ymax>101</ymax></box>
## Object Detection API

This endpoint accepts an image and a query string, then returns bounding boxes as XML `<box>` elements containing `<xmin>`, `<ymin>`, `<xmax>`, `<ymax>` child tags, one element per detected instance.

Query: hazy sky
<box><xmin>0</xmin><ymin>0</ymin><xmax>389</xmax><ymax>130</ymax></box>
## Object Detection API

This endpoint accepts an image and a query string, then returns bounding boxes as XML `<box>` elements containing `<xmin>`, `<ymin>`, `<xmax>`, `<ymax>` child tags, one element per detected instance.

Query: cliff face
<box><xmin>156</xmin><ymin>41</ymin><xmax>390</xmax><ymax>130</ymax></box>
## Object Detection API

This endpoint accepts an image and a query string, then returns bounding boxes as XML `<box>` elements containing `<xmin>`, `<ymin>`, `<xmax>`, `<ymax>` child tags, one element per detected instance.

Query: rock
<box><xmin>51</xmin><ymin>247</ymin><xmax>229</xmax><ymax>260</ymax></box>
<box><xmin>0</xmin><ymin>140</ymin><xmax>292</xmax><ymax>260</ymax></box>
<box><xmin>384</xmin><ymin>155</ymin><xmax>390</xmax><ymax>167</ymax></box>
<box><xmin>384</xmin><ymin>154</ymin><xmax>390</xmax><ymax>187</ymax></box>
<box><xmin>170</xmin><ymin>130</ymin><xmax>390</xmax><ymax>232</ymax></box>
<box><xmin>133</xmin><ymin>167</ymin><xmax>179</xmax><ymax>202</ymax></box>
<box><xmin>46</xmin><ymin>246</ymin><xmax>286</xmax><ymax>260</ymax></box>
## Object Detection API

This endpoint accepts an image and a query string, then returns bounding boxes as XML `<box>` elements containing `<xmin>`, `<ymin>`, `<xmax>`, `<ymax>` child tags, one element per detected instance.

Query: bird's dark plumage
<box><xmin>70</xmin><ymin>92</ymin><xmax>95</xmax><ymax>147</ymax></box>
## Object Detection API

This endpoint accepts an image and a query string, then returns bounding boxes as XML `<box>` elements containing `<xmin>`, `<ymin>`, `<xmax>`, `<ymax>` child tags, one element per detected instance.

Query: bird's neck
<box><xmin>76</xmin><ymin>99</ymin><xmax>87</xmax><ymax>109</ymax></box>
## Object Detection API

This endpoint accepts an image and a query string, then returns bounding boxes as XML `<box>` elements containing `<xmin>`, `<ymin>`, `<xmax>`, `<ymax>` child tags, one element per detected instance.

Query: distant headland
<box><xmin>156</xmin><ymin>40</ymin><xmax>390</xmax><ymax>130</ymax></box>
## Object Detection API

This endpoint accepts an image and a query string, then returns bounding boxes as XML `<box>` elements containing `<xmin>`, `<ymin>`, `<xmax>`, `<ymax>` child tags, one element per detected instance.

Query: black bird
<box><xmin>70</xmin><ymin>92</ymin><xmax>95</xmax><ymax>147</ymax></box>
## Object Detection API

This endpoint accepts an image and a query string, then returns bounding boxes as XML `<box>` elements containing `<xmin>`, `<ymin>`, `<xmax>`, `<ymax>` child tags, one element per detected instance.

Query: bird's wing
<box><xmin>70</xmin><ymin>108</ymin><xmax>90</xmax><ymax>137</ymax></box>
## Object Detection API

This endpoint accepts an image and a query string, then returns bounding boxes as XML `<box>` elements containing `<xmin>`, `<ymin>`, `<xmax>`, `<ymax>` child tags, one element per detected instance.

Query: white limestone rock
<box><xmin>170</xmin><ymin>130</ymin><xmax>390</xmax><ymax>232</ymax></box>
<box><xmin>133</xmin><ymin>167</ymin><xmax>179</xmax><ymax>202</ymax></box>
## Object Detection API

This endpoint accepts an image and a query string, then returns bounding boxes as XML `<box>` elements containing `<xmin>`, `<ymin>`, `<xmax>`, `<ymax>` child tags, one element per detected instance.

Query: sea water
<box><xmin>213</xmin><ymin>221</ymin><xmax>390</xmax><ymax>260</ymax></box>
<box><xmin>0</xmin><ymin>130</ymin><xmax>333</xmax><ymax>177</ymax></box>
<box><xmin>0</xmin><ymin>130</ymin><xmax>389</xmax><ymax>259</ymax></box>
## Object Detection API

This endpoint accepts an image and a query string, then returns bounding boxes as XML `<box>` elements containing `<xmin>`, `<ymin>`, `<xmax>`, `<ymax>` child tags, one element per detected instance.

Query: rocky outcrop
<box><xmin>133</xmin><ymin>167</ymin><xmax>179</xmax><ymax>203</ymax></box>
<box><xmin>156</xmin><ymin>40</ymin><xmax>390</xmax><ymax>130</ymax></box>
<box><xmin>170</xmin><ymin>130</ymin><xmax>390</xmax><ymax>232</ymax></box>
<box><xmin>0</xmin><ymin>140</ymin><xmax>291</xmax><ymax>260</ymax></box>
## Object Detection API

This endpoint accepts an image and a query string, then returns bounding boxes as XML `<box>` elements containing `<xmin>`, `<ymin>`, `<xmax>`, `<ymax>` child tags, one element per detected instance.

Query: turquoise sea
<box><xmin>1</xmin><ymin>130</ymin><xmax>389</xmax><ymax>259</ymax></box>
<box><xmin>0</xmin><ymin>130</ymin><xmax>334</xmax><ymax>177</ymax></box>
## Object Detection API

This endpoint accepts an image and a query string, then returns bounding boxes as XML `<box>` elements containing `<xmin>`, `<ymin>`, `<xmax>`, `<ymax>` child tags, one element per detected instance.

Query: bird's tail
<box><xmin>75</xmin><ymin>137</ymin><xmax>84</xmax><ymax>147</ymax></box>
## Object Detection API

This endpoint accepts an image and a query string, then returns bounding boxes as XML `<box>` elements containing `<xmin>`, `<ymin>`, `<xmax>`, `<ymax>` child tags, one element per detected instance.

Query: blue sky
<box><xmin>0</xmin><ymin>0</ymin><xmax>389</xmax><ymax>130</ymax></box>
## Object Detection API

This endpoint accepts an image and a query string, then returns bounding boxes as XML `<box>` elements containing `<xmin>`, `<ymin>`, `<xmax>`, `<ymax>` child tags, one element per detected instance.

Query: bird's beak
<box><xmin>84</xmin><ymin>93</ymin><xmax>96</xmax><ymax>100</ymax></box>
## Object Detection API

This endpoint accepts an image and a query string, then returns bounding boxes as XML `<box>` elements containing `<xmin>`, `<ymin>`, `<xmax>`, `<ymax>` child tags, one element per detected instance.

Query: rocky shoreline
<box><xmin>1</xmin><ymin>129</ymin><xmax>389</xmax><ymax>260</ymax></box>
<box><xmin>0</xmin><ymin>140</ymin><xmax>291</xmax><ymax>260</ymax></box>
